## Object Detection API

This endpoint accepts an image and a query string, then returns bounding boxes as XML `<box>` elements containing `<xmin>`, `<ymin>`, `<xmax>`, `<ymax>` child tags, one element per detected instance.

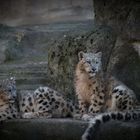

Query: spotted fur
<box><xmin>108</xmin><ymin>79</ymin><xmax>139</xmax><ymax>112</ymax></box>
<box><xmin>0</xmin><ymin>78</ymin><xmax>80</xmax><ymax>120</ymax></box>
<box><xmin>75</xmin><ymin>51</ymin><xmax>139</xmax><ymax>120</ymax></box>
<box><xmin>82</xmin><ymin>111</ymin><xmax>140</xmax><ymax>140</ymax></box>
<box><xmin>75</xmin><ymin>51</ymin><xmax>106</xmax><ymax>116</ymax></box>
<box><xmin>0</xmin><ymin>77</ymin><xmax>19</xmax><ymax>122</ymax></box>
<box><xmin>20</xmin><ymin>87</ymin><xmax>79</xmax><ymax>119</ymax></box>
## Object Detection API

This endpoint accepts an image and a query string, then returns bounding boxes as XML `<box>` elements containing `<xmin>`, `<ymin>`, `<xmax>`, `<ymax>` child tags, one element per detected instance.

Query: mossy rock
<box><xmin>47</xmin><ymin>35</ymin><xmax>87</xmax><ymax>99</ymax></box>
<box><xmin>85</xmin><ymin>25</ymin><xmax>117</xmax><ymax>72</ymax></box>
<box><xmin>108</xmin><ymin>39</ymin><xmax>140</xmax><ymax>100</ymax></box>
<box><xmin>4</xmin><ymin>39</ymin><xmax>23</xmax><ymax>62</ymax></box>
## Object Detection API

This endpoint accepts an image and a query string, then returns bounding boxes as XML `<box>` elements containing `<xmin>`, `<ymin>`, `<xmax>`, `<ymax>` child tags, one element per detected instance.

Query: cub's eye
<box><xmin>95</xmin><ymin>61</ymin><xmax>98</xmax><ymax>64</ymax></box>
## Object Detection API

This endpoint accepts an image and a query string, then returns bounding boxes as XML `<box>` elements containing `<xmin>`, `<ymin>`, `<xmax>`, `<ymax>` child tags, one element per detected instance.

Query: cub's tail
<box><xmin>82</xmin><ymin>111</ymin><xmax>140</xmax><ymax>140</ymax></box>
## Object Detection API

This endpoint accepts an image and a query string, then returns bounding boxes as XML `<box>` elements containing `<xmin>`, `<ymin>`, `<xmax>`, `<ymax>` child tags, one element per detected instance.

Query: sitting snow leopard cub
<box><xmin>75</xmin><ymin>51</ymin><xmax>139</xmax><ymax>120</ymax></box>
<box><xmin>75</xmin><ymin>51</ymin><xmax>105</xmax><ymax>117</ymax></box>
<box><xmin>19</xmin><ymin>86</ymin><xmax>79</xmax><ymax>119</ymax></box>
<box><xmin>0</xmin><ymin>77</ymin><xmax>19</xmax><ymax>122</ymax></box>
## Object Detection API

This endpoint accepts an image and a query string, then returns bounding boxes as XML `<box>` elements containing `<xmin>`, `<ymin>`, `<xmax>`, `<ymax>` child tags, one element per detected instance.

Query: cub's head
<box><xmin>78</xmin><ymin>51</ymin><xmax>102</xmax><ymax>75</ymax></box>
<box><xmin>0</xmin><ymin>77</ymin><xmax>17</xmax><ymax>105</ymax></box>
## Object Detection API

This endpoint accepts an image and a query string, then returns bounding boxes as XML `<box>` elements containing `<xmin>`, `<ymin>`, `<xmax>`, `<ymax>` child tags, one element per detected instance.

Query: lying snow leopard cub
<box><xmin>0</xmin><ymin>77</ymin><xmax>19</xmax><ymax>122</ymax></box>
<box><xmin>0</xmin><ymin>78</ymin><xmax>80</xmax><ymax>120</ymax></box>
<box><xmin>20</xmin><ymin>87</ymin><xmax>79</xmax><ymax>119</ymax></box>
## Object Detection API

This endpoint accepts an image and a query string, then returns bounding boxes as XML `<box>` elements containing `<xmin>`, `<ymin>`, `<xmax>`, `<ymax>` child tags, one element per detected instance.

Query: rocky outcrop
<box><xmin>93</xmin><ymin>0</ymin><xmax>140</xmax><ymax>40</ymax></box>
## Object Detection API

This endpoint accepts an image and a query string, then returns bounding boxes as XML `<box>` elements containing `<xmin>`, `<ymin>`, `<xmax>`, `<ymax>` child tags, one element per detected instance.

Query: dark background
<box><xmin>0</xmin><ymin>0</ymin><xmax>94</xmax><ymax>26</ymax></box>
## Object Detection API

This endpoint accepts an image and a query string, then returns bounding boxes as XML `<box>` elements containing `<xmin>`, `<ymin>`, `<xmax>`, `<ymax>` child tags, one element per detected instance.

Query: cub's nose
<box><xmin>13</xmin><ymin>95</ymin><xmax>16</xmax><ymax>99</ymax></box>
<box><xmin>8</xmin><ymin>94</ymin><xmax>16</xmax><ymax>100</ymax></box>
<box><xmin>92</xmin><ymin>68</ymin><xmax>96</xmax><ymax>72</ymax></box>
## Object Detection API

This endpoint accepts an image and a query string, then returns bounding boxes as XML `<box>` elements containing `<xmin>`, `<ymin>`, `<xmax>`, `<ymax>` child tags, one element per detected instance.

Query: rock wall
<box><xmin>93</xmin><ymin>0</ymin><xmax>140</xmax><ymax>40</ymax></box>
<box><xmin>0</xmin><ymin>0</ymin><xmax>94</xmax><ymax>26</ymax></box>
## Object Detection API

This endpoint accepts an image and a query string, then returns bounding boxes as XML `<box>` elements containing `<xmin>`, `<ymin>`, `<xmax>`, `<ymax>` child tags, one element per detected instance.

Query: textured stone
<box><xmin>0</xmin><ymin>40</ymin><xmax>7</xmax><ymax>63</ymax></box>
<box><xmin>0</xmin><ymin>119</ymin><xmax>88</xmax><ymax>140</ymax></box>
<box><xmin>0</xmin><ymin>0</ymin><xmax>93</xmax><ymax>26</ymax></box>
<box><xmin>95</xmin><ymin>120</ymin><xmax>140</xmax><ymax>140</ymax></box>
<box><xmin>0</xmin><ymin>119</ymin><xmax>140</xmax><ymax>140</ymax></box>
<box><xmin>93</xmin><ymin>0</ymin><xmax>140</xmax><ymax>40</ymax></box>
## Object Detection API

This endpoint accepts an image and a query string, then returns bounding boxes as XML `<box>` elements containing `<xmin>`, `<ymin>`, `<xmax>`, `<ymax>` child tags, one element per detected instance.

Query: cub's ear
<box><xmin>96</xmin><ymin>52</ymin><xmax>102</xmax><ymax>58</ymax></box>
<box><xmin>78</xmin><ymin>51</ymin><xmax>84</xmax><ymax>60</ymax></box>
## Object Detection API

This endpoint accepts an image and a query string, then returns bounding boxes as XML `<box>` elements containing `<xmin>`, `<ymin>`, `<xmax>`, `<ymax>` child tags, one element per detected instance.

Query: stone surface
<box><xmin>133</xmin><ymin>42</ymin><xmax>140</xmax><ymax>56</ymax></box>
<box><xmin>0</xmin><ymin>40</ymin><xmax>8</xmax><ymax>63</ymax></box>
<box><xmin>93</xmin><ymin>0</ymin><xmax>140</xmax><ymax>40</ymax></box>
<box><xmin>0</xmin><ymin>119</ymin><xmax>140</xmax><ymax>140</ymax></box>
<box><xmin>0</xmin><ymin>119</ymin><xmax>87</xmax><ymax>140</ymax></box>
<box><xmin>0</xmin><ymin>0</ymin><xmax>94</xmax><ymax>26</ymax></box>
<box><xmin>95</xmin><ymin>120</ymin><xmax>140</xmax><ymax>140</ymax></box>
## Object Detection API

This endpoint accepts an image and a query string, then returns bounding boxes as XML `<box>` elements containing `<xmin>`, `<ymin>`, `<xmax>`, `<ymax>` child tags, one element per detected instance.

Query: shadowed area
<box><xmin>0</xmin><ymin>119</ymin><xmax>140</xmax><ymax>140</ymax></box>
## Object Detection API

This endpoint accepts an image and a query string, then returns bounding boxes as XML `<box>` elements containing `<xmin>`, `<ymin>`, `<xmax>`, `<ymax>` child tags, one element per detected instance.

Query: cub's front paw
<box><xmin>82</xmin><ymin>114</ymin><xmax>93</xmax><ymax>121</ymax></box>
<box><xmin>73</xmin><ymin>114</ymin><xmax>82</xmax><ymax>120</ymax></box>
<box><xmin>22</xmin><ymin>112</ymin><xmax>38</xmax><ymax>119</ymax></box>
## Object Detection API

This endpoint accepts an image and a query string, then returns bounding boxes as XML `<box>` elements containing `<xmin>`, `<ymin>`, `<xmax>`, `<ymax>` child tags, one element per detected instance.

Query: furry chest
<box><xmin>77</xmin><ymin>83</ymin><xmax>93</xmax><ymax>103</ymax></box>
